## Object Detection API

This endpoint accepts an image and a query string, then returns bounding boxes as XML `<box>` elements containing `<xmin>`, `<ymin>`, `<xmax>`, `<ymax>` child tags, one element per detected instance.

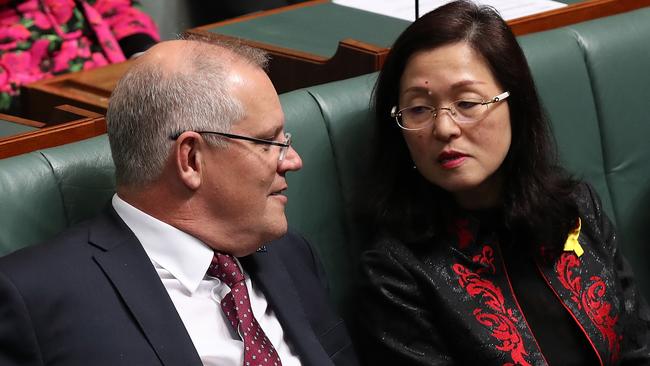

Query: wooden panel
<box><xmin>21</xmin><ymin>60</ymin><xmax>133</xmax><ymax>122</ymax></box>
<box><xmin>510</xmin><ymin>0</ymin><xmax>650</xmax><ymax>35</ymax></box>
<box><xmin>186</xmin><ymin>0</ymin><xmax>403</xmax><ymax>93</ymax></box>
<box><xmin>0</xmin><ymin>113</ymin><xmax>46</xmax><ymax>129</ymax></box>
<box><xmin>0</xmin><ymin>105</ymin><xmax>107</xmax><ymax>159</ymax></box>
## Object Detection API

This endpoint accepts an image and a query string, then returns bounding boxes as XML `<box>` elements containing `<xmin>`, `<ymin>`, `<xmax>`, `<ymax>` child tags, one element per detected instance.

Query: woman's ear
<box><xmin>174</xmin><ymin>132</ymin><xmax>203</xmax><ymax>191</ymax></box>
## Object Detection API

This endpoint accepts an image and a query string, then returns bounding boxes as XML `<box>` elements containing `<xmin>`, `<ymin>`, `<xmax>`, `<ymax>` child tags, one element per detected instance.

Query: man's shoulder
<box><xmin>254</xmin><ymin>228</ymin><xmax>323</xmax><ymax>280</ymax></box>
<box><xmin>0</xmin><ymin>209</ymin><xmax>121</xmax><ymax>275</ymax></box>
<box><xmin>266</xmin><ymin>228</ymin><xmax>310</xmax><ymax>255</ymax></box>
<box><xmin>267</xmin><ymin>228</ymin><xmax>322</xmax><ymax>268</ymax></box>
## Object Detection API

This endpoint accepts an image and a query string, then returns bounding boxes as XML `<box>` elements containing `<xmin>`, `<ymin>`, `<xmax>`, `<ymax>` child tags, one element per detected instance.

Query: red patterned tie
<box><xmin>207</xmin><ymin>252</ymin><xmax>283</xmax><ymax>366</ymax></box>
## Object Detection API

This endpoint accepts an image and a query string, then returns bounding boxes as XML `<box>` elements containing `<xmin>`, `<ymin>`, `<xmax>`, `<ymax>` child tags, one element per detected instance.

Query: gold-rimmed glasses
<box><xmin>390</xmin><ymin>91</ymin><xmax>510</xmax><ymax>131</ymax></box>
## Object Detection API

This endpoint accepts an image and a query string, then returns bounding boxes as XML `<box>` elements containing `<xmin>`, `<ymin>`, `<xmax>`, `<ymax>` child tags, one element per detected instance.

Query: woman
<box><xmin>357</xmin><ymin>1</ymin><xmax>650</xmax><ymax>365</ymax></box>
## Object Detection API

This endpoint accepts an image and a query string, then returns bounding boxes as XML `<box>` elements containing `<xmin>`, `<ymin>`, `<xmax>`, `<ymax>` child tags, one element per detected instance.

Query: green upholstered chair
<box><xmin>519</xmin><ymin>7</ymin><xmax>650</xmax><ymax>297</ymax></box>
<box><xmin>0</xmin><ymin>136</ymin><xmax>114</xmax><ymax>254</ymax></box>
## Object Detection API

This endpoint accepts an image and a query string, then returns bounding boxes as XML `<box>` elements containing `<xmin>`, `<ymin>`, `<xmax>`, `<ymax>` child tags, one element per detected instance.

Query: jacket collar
<box><xmin>241</xmin><ymin>248</ymin><xmax>335</xmax><ymax>366</ymax></box>
<box><xmin>89</xmin><ymin>208</ymin><xmax>203</xmax><ymax>366</ymax></box>
<box><xmin>445</xmin><ymin>211</ymin><xmax>619</xmax><ymax>365</ymax></box>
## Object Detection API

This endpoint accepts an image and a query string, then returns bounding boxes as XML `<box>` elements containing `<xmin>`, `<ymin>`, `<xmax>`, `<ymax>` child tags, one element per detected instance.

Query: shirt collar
<box><xmin>111</xmin><ymin>194</ymin><xmax>213</xmax><ymax>294</ymax></box>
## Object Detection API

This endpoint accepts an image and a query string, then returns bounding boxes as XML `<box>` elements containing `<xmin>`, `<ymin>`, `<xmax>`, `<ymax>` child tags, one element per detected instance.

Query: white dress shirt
<box><xmin>112</xmin><ymin>194</ymin><xmax>302</xmax><ymax>366</ymax></box>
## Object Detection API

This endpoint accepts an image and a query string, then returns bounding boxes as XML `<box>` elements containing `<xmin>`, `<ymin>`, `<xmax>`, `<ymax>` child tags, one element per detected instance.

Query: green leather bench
<box><xmin>1</xmin><ymin>7</ymin><xmax>649</xmax><ymax>320</ymax></box>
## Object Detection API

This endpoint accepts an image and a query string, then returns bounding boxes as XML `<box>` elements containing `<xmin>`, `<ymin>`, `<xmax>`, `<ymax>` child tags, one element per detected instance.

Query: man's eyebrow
<box><xmin>263</xmin><ymin>126</ymin><xmax>284</xmax><ymax>138</ymax></box>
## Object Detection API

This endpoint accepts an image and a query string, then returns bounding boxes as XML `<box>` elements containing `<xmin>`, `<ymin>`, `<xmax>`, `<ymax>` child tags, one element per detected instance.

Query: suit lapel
<box><xmin>242</xmin><ymin>250</ymin><xmax>333</xmax><ymax>366</ymax></box>
<box><xmin>89</xmin><ymin>209</ymin><xmax>202</xmax><ymax>366</ymax></box>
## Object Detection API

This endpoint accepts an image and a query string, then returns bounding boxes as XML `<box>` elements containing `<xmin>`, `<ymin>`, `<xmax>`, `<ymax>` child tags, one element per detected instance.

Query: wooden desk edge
<box><xmin>0</xmin><ymin>117</ymin><xmax>107</xmax><ymax>159</ymax></box>
<box><xmin>509</xmin><ymin>0</ymin><xmax>650</xmax><ymax>35</ymax></box>
<box><xmin>0</xmin><ymin>113</ymin><xmax>46</xmax><ymax>128</ymax></box>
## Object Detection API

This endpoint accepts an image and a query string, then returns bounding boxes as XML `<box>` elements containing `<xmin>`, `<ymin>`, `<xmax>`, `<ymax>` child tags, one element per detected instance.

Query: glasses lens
<box><xmin>278</xmin><ymin>133</ymin><xmax>291</xmax><ymax>161</ymax></box>
<box><xmin>399</xmin><ymin>106</ymin><xmax>434</xmax><ymax>130</ymax></box>
<box><xmin>452</xmin><ymin>99</ymin><xmax>488</xmax><ymax>123</ymax></box>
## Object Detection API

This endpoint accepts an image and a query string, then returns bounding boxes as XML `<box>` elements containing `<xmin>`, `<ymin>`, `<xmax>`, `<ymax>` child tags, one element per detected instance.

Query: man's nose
<box><xmin>279</xmin><ymin>146</ymin><xmax>302</xmax><ymax>172</ymax></box>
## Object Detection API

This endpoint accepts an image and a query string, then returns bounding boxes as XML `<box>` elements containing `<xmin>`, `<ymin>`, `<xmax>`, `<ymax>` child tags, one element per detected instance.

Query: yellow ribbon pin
<box><xmin>563</xmin><ymin>217</ymin><xmax>584</xmax><ymax>257</ymax></box>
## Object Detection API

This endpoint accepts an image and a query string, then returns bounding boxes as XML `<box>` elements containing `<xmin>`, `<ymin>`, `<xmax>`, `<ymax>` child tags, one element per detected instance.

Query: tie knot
<box><xmin>207</xmin><ymin>252</ymin><xmax>245</xmax><ymax>287</ymax></box>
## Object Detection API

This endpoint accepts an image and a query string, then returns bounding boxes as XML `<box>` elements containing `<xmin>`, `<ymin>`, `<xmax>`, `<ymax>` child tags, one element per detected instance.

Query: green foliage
<box><xmin>0</xmin><ymin>93</ymin><xmax>12</xmax><ymax>111</ymax></box>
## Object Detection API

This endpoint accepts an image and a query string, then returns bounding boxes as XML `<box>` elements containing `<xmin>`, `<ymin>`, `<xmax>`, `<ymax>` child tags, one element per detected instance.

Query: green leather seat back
<box><xmin>281</xmin><ymin>90</ymin><xmax>351</xmax><ymax>310</ymax></box>
<box><xmin>40</xmin><ymin>136</ymin><xmax>115</xmax><ymax>226</ymax></box>
<box><xmin>520</xmin><ymin>8</ymin><xmax>650</xmax><ymax>297</ymax></box>
<box><xmin>570</xmin><ymin>7</ymin><xmax>650</xmax><ymax>294</ymax></box>
<box><xmin>0</xmin><ymin>135</ymin><xmax>114</xmax><ymax>256</ymax></box>
<box><xmin>307</xmin><ymin>74</ymin><xmax>377</xmax><ymax>240</ymax></box>
<box><xmin>302</xmin><ymin>74</ymin><xmax>378</xmax><ymax>314</ymax></box>
<box><xmin>520</xmin><ymin>28</ymin><xmax>615</xmax><ymax>218</ymax></box>
<box><xmin>0</xmin><ymin>152</ymin><xmax>67</xmax><ymax>254</ymax></box>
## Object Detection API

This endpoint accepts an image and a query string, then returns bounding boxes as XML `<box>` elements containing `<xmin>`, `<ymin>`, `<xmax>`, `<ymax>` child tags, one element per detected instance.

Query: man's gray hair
<box><xmin>106</xmin><ymin>38</ymin><xmax>269</xmax><ymax>187</ymax></box>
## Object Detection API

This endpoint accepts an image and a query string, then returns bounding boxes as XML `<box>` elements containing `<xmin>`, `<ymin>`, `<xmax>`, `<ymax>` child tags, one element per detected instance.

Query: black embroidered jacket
<box><xmin>358</xmin><ymin>184</ymin><xmax>650</xmax><ymax>365</ymax></box>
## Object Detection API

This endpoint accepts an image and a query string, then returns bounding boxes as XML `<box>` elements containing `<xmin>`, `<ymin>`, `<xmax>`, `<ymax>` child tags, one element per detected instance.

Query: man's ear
<box><xmin>174</xmin><ymin>132</ymin><xmax>203</xmax><ymax>191</ymax></box>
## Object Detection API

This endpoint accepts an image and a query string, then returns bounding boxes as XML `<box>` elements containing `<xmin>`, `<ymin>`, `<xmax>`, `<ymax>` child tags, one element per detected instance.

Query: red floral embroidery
<box><xmin>556</xmin><ymin>253</ymin><xmax>621</xmax><ymax>362</ymax></box>
<box><xmin>453</xmin><ymin>246</ymin><xmax>531</xmax><ymax>366</ymax></box>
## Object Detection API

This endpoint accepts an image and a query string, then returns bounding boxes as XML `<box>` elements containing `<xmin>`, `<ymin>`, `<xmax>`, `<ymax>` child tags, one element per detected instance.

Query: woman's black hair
<box><xmin>367</xmin><ymin>0</ymin><xmax>578</xmax><ymax>250</ymax></box>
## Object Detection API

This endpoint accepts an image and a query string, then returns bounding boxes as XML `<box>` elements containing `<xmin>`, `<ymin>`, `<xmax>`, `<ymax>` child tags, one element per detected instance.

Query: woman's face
<box><xmin>398</xmin><ymin>42</ymin><xmax>511</xmax><ymax>209</ymax></box>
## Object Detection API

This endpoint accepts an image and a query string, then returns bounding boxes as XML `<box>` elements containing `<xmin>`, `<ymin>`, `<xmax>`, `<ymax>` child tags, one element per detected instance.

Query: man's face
<box><xmin>200</xmin><ymin>64</ymin><xmax>302</xmax><ymax>256</ymax></box>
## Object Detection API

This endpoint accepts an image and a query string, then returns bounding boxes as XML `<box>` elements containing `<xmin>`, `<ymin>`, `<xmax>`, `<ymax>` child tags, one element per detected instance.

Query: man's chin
<box><xmin>264</xmin><ymin>217</ymin><xmax>288</xmax><ymax>240</ymax></box>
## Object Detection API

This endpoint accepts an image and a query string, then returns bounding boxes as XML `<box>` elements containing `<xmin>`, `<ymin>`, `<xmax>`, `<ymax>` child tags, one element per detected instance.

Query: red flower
<box><xmin>17</xmin><ymin>0</ymin><xmax>53</xmax><ymax>30</ymax></box>
<box><xmin>0</xmin><ymin>7</ymin><xmax>19</xmax><ymax>25</ymax></box>
<box><xmin>43</xmin><ymin>0</ymin><xmax>75</xmax><ymax>24</ymax></box>
<box><xmin>52</xmin><ymin>39</ymin><xmax>79</xmax><ymax>73</ymax></box>
<box><xmin>0</xmin><ymin>64</ymin><xmax>11</xmax><ymax>93</ymax></box>
<box><xmin>91</xmin><ymin>0</ymin><xmax>159</xmax><ymax>41</ymax></box>
<box><xmin>0</xmin><ymin>38</ymin><xmax>51</xmax><ymax>92</ymax></box>
<box><xmin>83</xmin><ymin>52</ymin><xmax>108</xmax><ymax>70</ymax></box>
<box><xmin>30</xmin><ymin>38</ymin><xmax>51</xmax><ymax>70</ymax></box>
<box><xmin>92</xmin><ymin>0</ymin><xmax>132</xmax><ymax>14</ymax></box>
<box><xmin>0</xmin><ymin>24</ymin><xmax>30</xmax><ymax>51</ymax></box>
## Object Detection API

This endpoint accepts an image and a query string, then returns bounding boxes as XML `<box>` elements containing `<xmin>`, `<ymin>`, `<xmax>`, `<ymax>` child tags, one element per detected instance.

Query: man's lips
<box><xmin>437</xmin><ymin>150</ymin><xmax>468</xmax><ymax>169</ymax></box>
<box><xmin>270</xmin><ymin>188</ymin><xmax>288</xmax><ymax>204</ymax></box>
<box><xmin>269</xmin><ymin>186</ymin><xmax>287</xmax><ymax>197</ymax></box>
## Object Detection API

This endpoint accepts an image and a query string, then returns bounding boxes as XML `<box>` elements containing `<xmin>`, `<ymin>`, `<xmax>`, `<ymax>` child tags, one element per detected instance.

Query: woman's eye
<box><xmin>455</xmin><ymin>100</ymin><xmax>481</xmax><ymax>110</ymax></box>
<box><xmin>405</xmin><ymin>105</ymin><xmax>432</xmax><ymax>116</ymax></box>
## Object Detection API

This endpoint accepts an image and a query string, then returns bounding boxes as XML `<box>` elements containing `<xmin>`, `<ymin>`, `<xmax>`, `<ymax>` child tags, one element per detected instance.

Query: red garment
<box><xmin>0</xmin><ymin>0</ymin><xmax>159</xmax><ymax>110</ymax></box>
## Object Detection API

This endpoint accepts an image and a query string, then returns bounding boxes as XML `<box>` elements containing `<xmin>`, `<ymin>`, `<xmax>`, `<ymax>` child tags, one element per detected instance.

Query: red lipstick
<box><xmin>438</xmin><ymin>150</ymin><xmax>467</xmax><ymax>169</ymax></box>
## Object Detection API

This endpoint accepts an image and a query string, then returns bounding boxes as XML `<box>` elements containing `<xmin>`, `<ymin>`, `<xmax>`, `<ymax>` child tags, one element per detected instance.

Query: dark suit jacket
<box><xmin>0</xmin><ymin>208</ymin><xmax>358</xmax><ymax>366</ymax></box>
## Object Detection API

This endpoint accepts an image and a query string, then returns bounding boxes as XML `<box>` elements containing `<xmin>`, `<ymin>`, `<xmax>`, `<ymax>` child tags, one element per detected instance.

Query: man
<box><xmin>0</xmin><ymin>39</ymin><xmax>358</xmax><ymax>366</ymax></box>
